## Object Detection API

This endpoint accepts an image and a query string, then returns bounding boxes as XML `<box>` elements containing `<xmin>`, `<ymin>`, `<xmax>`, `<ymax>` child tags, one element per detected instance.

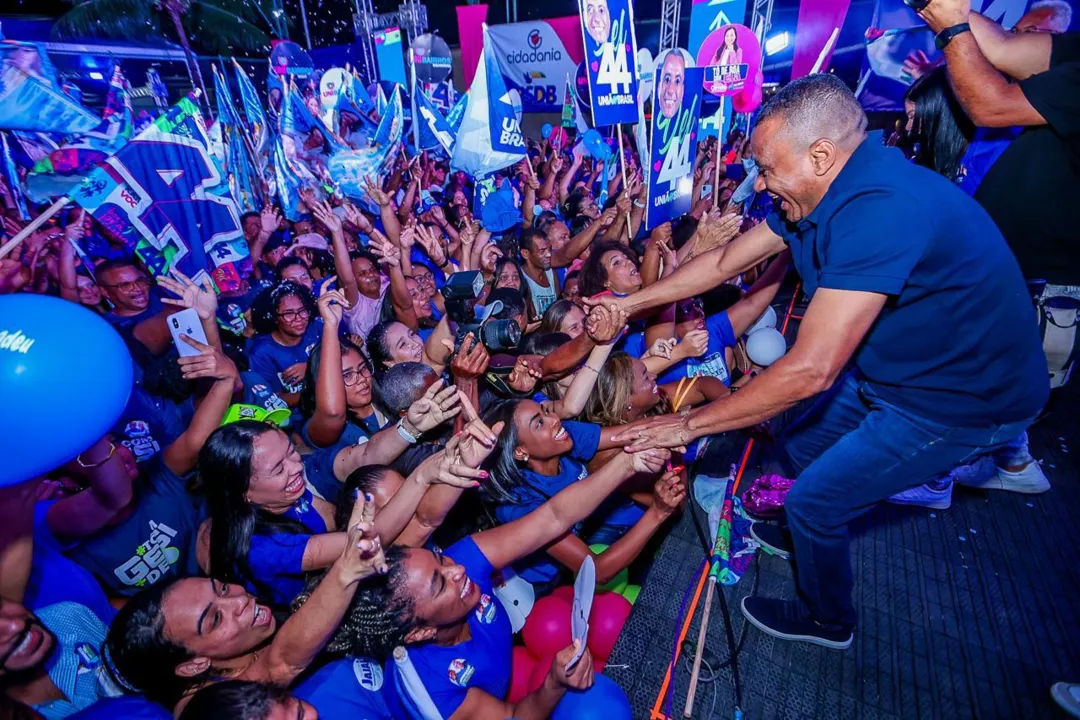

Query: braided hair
<box><xmin>293</xmin><ymin>545</ymin><xmax>416</xmax><ymax>660</ymax></box>
<box><xmin>250</xmin><ymin>281</ymin><xmax>317</xmax><ymax>336</ymax></box>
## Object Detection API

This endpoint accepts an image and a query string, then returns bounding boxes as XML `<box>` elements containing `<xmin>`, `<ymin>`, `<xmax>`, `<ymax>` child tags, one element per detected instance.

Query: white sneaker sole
<box><xmin>956</xmin><ymin>476</ymin><xmax>1050</xmax><ymax>494</ymax></box>
<box><xmin>740</xmin><ymin>597</ymin><xmax>853</xmax><ymax>650</ymax></box>
<box><xmin>749</xmin><ymin>525</ymin><xmax>791</xmax><ymax>560</ymax></box>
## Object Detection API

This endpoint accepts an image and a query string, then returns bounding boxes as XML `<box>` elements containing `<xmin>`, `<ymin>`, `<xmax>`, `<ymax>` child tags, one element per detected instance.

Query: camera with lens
<box><xmin>441</xmin><ymin>271</ymin><xmax>521</xmax><ymax>353</ymax></box>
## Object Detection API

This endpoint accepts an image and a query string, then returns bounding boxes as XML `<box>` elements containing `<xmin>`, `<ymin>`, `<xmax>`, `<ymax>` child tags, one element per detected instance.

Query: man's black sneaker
<box><xmin>741</xmin><ymin>597</ymin><xmax>853</xmax><ymax>649</ymax></box>
<box><xmin>750</xmin><ymin>523</ymin><xmax>791</xmax><ymax>560</ymax></box>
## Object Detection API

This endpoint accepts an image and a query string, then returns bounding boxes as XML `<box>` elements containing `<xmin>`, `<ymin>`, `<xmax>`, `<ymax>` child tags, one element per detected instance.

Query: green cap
<box><xmin>221</xmin><ymin>404</ymin><xmax>291</xmax><ymax>428</ymax></box>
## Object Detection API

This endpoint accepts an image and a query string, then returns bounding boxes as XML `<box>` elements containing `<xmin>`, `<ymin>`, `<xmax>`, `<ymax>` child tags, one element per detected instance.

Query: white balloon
<box><xmin>745</xmin><ymin>305</ymin><xmax>777</xmax><ymax>336</ymax></box>
<box><xmin>746</xmin><ymin>327</ymin><xmax>787</xmax><ymax>367</ymax></box>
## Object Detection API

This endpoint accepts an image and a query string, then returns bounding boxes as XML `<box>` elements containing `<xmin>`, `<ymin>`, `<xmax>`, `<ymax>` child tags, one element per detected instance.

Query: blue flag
<box><xmin>348</xmin><ymin>71</ymin><xmax>376</xmax><ymax>114</ymax></box>
<box><xmin>0</xmin><ymin>41</ymin><xmax>100</xmax><ymax>134</ymax></box>
<box><xmin>412</xmin><ymin>83</ymin><xmax>455</xmax><ymax>154</ymax></box>
<box><xmin>281</xmin><ymin>83</ymin><xmax>348</xmax><ymax>154</ymax></box>
<box><xmin>451</xmin><ymin>29</ymin><xmax>526</xmax><ymax>177</ymax></box>
<box><xmin>0</xmin><ymin>132</ymin><xmax>29</xmax><ymax>219</ymax></box>
<box><xmin>71</xmin><ymin>95</ymin><xmax>250</xmax><ymax>294</ymax></box>
<box><xmin>233</xmin><ymin>59</ymin><xmax>269</xmax><ymax>156</ymax></box>
<box><xmin>446</xmin><ymin>91</ymin><xmax>468</xmax><ymax>134</ymax></box>
<box><xmin>214</xmin><ymin>67</ymin><xmax>263</xmax><ymax>213</ymax></box>
<box><xmin>328</xmin><ymin>86</ymin><xmax>404</xmax><ymax>213</ymax></box>
<box><xmin>272</xmin><ymin>129</ymin><xmax>306</xmax><ymax>221</ymax></box>
<box><xmin>483</xmin><ymin>28</ymin><xmax>526</xmax><ymax>156</ymax></box>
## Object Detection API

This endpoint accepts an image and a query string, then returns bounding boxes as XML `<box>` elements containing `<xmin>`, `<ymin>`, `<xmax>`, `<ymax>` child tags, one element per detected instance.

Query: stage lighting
<box><xmin>765</xmin><ymin>32</ymin><xmax>790</xmax><ymax>55</ymax></box>
<box><xmin>88</xmin><ymin>71</ymin><xmax>105</xmax><ymax>80</ymax></box>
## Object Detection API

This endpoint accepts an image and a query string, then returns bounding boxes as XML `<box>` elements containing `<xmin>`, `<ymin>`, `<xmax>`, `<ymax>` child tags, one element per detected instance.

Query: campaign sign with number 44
<box><xmin>577</xmin><ymin>0</ymin><xmax>641</xmax><ymax>127</ymax></box>
<box><xmin>645</xmin><ymin>51</ymin><xmax>704</xmax><ymax>230</ymax></box>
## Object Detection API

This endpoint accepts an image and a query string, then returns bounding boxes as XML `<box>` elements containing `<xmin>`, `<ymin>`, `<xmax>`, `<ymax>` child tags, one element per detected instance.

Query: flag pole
<box><xmin>0</xmin><ymin>197</ymin><xmax>71</xmax><ymax>260</ymax></box>
<box><xmin>616</xmin><ymin>125</ymin><xmax>632</xmax><ymax>241</ymax></box>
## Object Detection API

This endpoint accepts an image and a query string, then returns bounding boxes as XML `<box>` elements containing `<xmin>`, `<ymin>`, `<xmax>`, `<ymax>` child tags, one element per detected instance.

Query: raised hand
<box><xmin>64</xmin><ymin>210</ymin><xmax>87</xmax><ymax>244</ymax></box>
<box><xmin>177</xmin><ymin>336</ymin><xmax>239</xmax><ymax>382</ymax></box>
<box><xmin>406</xmin><ymin>378</ymin><xmax>463</xmax><ymax>433</ymax></box>
<box><xmin>454</xmin><ymin>392</ymin><xmax>501</xmax><ymax>468</ymax></box>
<box><xmin>316</xmin><ymin>285</ymin><xmax>350</xmax><ymax>330</ymax></box>
<box><xmin>338</xmin><ymin>491</ymin><xmax>388</xmax><ymax>582</ymax></box>
<box><xmin>311</xmin><ymin>200</ymin><xmax>343</xmax><ymax>235</ymax></box>
<box><xmin>628</xmin><ymin>446</ymin><xmax>672</xmax><ymax>474</ymax></box>
<box><xmin>260</xmin><ymin>204</ymin><xmax>282</xmax><ymax>235</ymax></box>
<box><xmin>598</xmin><ymin>206</ymin><xmax>619</xmax><ymax>229</ymax></box>
<box><xmin>645</xmin><ymin>337</ymin><xmax>677</xmax><ymax>360</ymax></box>
<box><xmin>616</xmin><ymin>415</ymin><xmax>691</xmax><ymax>452</ymax></box>
<box><xmin>585</xmin><ymin>302</ymin><xmax>628</xmax><ymax>344</ymax></box>
<box><xmin>342</xmin><ymin>201</ymin><xmax>374</xmax><ymax>234</ymax></box>
<box><xmin>415</xmin><ymin>224</ymin><xmax>448</xmax><ymax>267</ymax></box>
<box><xmin>416</xmin><ymin>435</ymin><xmax>487</xmax><ymax>488</ymax></box>
<box><xmin>399</xmin><ymin>224</ymin><xmax>418</xmax><ymax>250</ymax></box>
<box><xmin>697</xmin><ymin>210</ymin><xmax>743</xmax><ymax>254</ymax></box>
<box><xmin>507</xmin><ymin>354</ymin><xmax>544</xmax><ymax>393</ymax></box>
<box><xmin>158</xmin><ymin>269</ymin><xmax>218</xmax><ymax>321</ymax></box>
<box><xmin>652</xmin><ymin>469</ymin><xmax>687</xmax><ymax>517</ymax></box>
<box><xmin>549</xmin><ymin>641</ymin><xmax>595</xmax><ymax>691</ymax></box>
<box><xmin>369</xmin><ymin>233</ymin><xmax>402</xmax><ymax>268</ymax></box>
<box><xmin>363</xmin><ymin>175</ymin><xmax>391</xmax><ymax>208</ymax></box>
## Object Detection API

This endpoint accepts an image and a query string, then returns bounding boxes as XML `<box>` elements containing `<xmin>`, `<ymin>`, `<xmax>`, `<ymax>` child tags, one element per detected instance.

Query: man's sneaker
<box><xmin>1051</xmin><ymin>682</ymin><xmax>1080</xmax><ymax>718</ymax></box>
<box><xmin>741</xmin><ymin>597</ymin><xmax>853</xmax><ymax>650</ymax></box>
<box><xmin>750</xmin><ymin>523</ymin><xmax>791</xmax><ymax>560</ymax></box>
<box><xmin>887</xmin><ymin>480</ymin><xmax>953</xmax><ymax>509</ymax></box>
<box><xmin>953</xmin><ymin>457</ymin><xmax>1050</xmax><ymax>494</ymax></box>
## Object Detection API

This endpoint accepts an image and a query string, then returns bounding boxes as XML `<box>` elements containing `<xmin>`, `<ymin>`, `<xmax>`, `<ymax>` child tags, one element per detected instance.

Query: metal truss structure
<box><xmin>352</xmin><ymin>0</ymin><xmax>429</xmax><ymax>83</ymax></box>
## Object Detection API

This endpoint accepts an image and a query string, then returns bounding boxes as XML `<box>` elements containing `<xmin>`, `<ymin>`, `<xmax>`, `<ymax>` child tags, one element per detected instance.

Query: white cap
<box><xmin>745</xmin><ymin>328</ymin><xmax>787</xmax><ymax>367</ymax></box>
<box><xmin>492</xmin><ymin>569</ymin><xmax>535</xmax><ymax>633</ymax></box>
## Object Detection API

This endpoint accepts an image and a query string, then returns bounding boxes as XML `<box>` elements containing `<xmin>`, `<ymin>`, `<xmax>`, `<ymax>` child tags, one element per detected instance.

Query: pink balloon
<box><xmin>522</xmin><ymin>595</ymin><xmax>572</xmax><ymax>658</ymax></box>
<box><xmin>551</xmin><ymin>586</ymin><xmax>575</xmax><ymax>605</ymax></box>
<box><xmin>586</xmin><ymin>592</ymin><xmax>633</xmax><ymax>662</ymax></box>
<box><xmin>528</xmin><ymin>653</ymin><xmax>555</xmax><ymax>694</ymax></box>
<box><xmin>509</xmin><ymin>646</ymin><xmax>539</xmax><ymax>703</ymax></box>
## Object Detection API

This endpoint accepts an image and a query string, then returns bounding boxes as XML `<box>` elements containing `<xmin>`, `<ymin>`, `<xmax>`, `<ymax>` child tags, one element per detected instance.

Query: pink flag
<box><xmin>791</xmin><ymin>0</ymin><xmax>852</xmax><ymax>79</ymax></box>
<box><xmin>456</xmin><ymin>4</ymin><xmax>489</xmax><ymax>88</ymax></box>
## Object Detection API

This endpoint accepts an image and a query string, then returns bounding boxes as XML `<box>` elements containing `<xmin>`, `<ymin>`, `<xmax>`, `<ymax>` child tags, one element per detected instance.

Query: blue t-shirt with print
<box><xmin>113</xmin><ymin>385</ymin><xmax>187</xmax><ymax>468</ymax></box>
<box><xmin>241</xmin><ymin>370</ymin><xmax>292</xmax><ymax>417</ymax></box>
<box><xmin>493</xmin><ymin>421</ymin><xmax>642</xmax><ymax>586</ymax></box>
<box><xmin>247</xmin><ymin>320</ymin><xmax>323</xmax><ymax>396</ymax></box>
<box><xmin>103</xmin><ymin>294</ymin><xmax>163</xmax><ymax>332</ymax></box>
<box><xmin>657</xmin><ymin>312</ymin><xmax>737</xmax><ymax>387</ymax></box>
<box><xmin>293</xmin><ymin>657</ymin><xmax>392</xmax><ymax>719</ymax></box>
<box><xmin>300</xmin><ymin>414</ymin><xmax>382</xmax><ymax>502</ymax></box>
<box><xmin>27</xmin><ymin>503</ymin><xmax>116</xmax><ymax>626</ymax></box>
<box><xmin>384</xmin><ymin>537</ymin><xmax>512</xmax><ymax>719</ymax></box>
<box><xmin>66</xmin><ymin>465</ymin><xmax>206</xmax><ymax>597</ymax></box>
<box><xmin>68</xmin><ymin>697</ymin><xmax>171</xmax><ymax>719</ymax></box>
<box><xmin>246</xmin><ymin>488</ymin><xmax>327</xmax><ymax>607</ymax></box>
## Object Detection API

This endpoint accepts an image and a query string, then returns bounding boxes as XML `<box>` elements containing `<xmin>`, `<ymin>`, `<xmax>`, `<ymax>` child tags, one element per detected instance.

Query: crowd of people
<box><xmin>0</xmin><ymin>0</ymin><xmax>1076</xmax><ymax>716</ymax></box>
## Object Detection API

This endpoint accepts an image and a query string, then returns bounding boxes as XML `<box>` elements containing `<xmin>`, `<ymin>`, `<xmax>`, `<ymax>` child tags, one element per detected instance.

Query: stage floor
<box><xmin>607</xmin><ymin>299</ymin><xmax>1080</xmax><ymax>719</ymax></box>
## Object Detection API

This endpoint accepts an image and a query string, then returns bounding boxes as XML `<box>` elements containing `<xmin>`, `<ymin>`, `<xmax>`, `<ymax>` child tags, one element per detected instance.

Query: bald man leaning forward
<box><xmin>587</xmin><ymin>74</ymin><xmax>1048</xmax><ymax>649</ymax></box>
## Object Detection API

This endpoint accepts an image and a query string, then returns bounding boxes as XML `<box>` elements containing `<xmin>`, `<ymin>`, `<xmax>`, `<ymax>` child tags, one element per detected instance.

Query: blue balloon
<box><xmin>542</xmin><ymin>123</ymin><xmax>553</xmax><ymax>139</ymax></box>
<box><xmin>551</xmin><ymin>674</ymin><xmax>631</xmax><ymax>720</ymax></box>
<box><xmin>0</xmin><ymin>295</ymin><xmax>133</xmax><ymax>486</ymax></box>
<box><xmin>582</xmin><ymin>129</ymin><xmax>611</xmax><ymax>162</ymax></box>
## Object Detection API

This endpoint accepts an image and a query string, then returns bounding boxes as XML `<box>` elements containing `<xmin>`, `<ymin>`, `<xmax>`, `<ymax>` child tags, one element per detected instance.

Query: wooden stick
<box><xmin>683</xmin><ymin>578</ymin><xmax>716</xmax><ymax>718</ymax></box>
<box><xmin>0</xmin><ymin>196</ymin><xmax>71</xmax><ymax>261</ymax></box>
<box><xmin>616</xmin><ymin>126</ymin><xmax>633</xmax><ymax>241</ymax></box>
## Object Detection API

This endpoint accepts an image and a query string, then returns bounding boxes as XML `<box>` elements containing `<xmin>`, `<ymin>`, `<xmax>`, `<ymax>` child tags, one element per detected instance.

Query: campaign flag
<box><xmin>429</xmin><ymin>80</ymin><xmax>455</xmax><ymax>114</ymax></box>
<box><xmin>272</xmin><ymin>130</ymin><xmax>306</xmax><ymax>221</ymax></box>
<box><xmin>857</xmin><ymin>0</ymin><xmax>1030</xmax><ymax>111</ymax></box>
<box><xmin>0</xmin><ymin>41</ymin><xmax>101</xmax><ymax>134</ymax></box>
<box><xmin>689</xmin><ymin>0</ymin><xmax>749</xmax><ymax>141</ymax></box>
<box><xmin>451</xmin><ymin>28</ymin><xmax>527</xmax><ymax>177</ymax></box>
<box><xmin>375</xmin><ymin>83</ymin><xmax>389</xmax><ymax>118</ymax></box>
<box><xmin>71</xmin><ymin>95</ymin><xmax>249</xmax><ymax>293</ymax></box>
<box><xmin>560</xmin><ymin>73</ymin><xmax>589</xmax><ymax>133</ymax></box>
<box><xmin>0</xmin><ymin>132</ymin><xmax>29</xmax><ymax>220</ymax></box>
<box><xmin>645</xmin><ymin>55</ymin><xmax>704</xmax><ymax>230</ymax></box>
<box><xmin>485</xmin><ymin>18</ymin><xmax>585</xmax><ymax>114</ymax></box>
<box><xmin>484</xmin><ymin>28</ymin><xmax>527</xmax><ymax>156</ymax></box>
<box><xmin>347</xmin><ymin>70</ymin><xmax>377</xmax><ymax>114</ymax></box>
<box><xmin>577</xmin><ymin>0</ymin><xmax>640</xmax><ymax>126</ymax></box>
<box><xmin>281</xmin><ymin>81</ymin><xmax>349</xmax><ymax>154</ymax></box>
<box><xmin>446</xmin><ymin>91</ymin><xmax>468</xmax><ymax>134</ymax></box>
<box><xmin>233</xmin><ymin>59</ymin><xmax>269</xmax><ymax>156</ymax></box>
<box><xmin>24</xmin><ymin>64</ymin><xmax>135</xmax><ymax>204</ymax></box>
<box><xmin>328</xmin><ymin>85</ymin><xmax>404</xmax><ymax>212</ymax></box>
<box><xmin>413</xmin><ymin>83</ymin><xmax>456</xmax><ymax>154</ymax></box>
<box><xmin>213</xmin><ymin>67</ymin><xmax>264</xmax><ymax>213</ymax></box>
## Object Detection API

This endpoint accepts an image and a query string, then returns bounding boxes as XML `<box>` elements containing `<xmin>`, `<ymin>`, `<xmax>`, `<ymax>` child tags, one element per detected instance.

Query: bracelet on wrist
<box><xmin>396</xmin><ymin>418</ymin><xmax>419</xmax><ymax>444</ymax></box>
<box><xmin>77</xmin><ymin>442</ymin><xmax>116</xmax><ymax>469</ymax></box>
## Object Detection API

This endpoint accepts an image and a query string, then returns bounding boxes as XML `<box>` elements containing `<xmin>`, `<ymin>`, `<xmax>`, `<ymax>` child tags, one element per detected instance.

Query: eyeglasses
<box><xmin>277</xmin><ymin>308</ymin><xmax>311</xmax><ymax>321</ymax></box>
<box><xmin>101</xmin><ymin>277</ymin><xmax>152</xmax><ymax>293</ymax></box>
<box><xmin>342</xmin><ymin>367</ymin><xmax>371</xmax><ymax>387</ymax></box>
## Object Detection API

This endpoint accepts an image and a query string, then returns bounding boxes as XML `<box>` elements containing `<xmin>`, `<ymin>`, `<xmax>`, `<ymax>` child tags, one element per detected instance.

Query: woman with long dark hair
<box><xmin>202</xmin><ymin>416</ymin><xmax>481</xmax><ymax>610</ymax></box>
<box><xmin>308</xmin><ymin>414</ymin><xmax>670</xmax><ymax>719</ymax></box>
<box><xmin>247</xmin><ymin>281</ymin><xmax>322</xmax><ymax>407</ymax></box>
<box><xmin>104</xmin><ymin>494</ymin><xmax>386</xmax><ymax>713</ymax></box>
<box><xmin>905</xmin><ymin>67</ymin><xmax>976</xmax><ymax>181</ymax></box>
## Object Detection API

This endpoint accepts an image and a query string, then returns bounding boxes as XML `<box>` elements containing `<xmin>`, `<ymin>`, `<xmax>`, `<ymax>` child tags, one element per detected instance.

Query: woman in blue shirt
<box><xmin>479</xmin><ymin>399</ymin><xmax>685</xmax><ymax>592</ymax></box>
<box><xmin>314</xmin><ymin>422</ymin><xmax>668</xmax><ymax>720</ymax></box>
<box><xmin>202</xmin><ymin>417</ymin><xmax>479</xmax><ymax>610</ymax></box>
<box><xmin>104</xmin><ymin>495</ymin><xmax>387</xmax><ymax>714</ymax></box>
<box><xmin>247</xmin><ymin>281</ymin><xmax>323</xmax><ymax>407</ymax></box>
<box><xmin>179</xmin><ymin>673</ymin><xmax>390</xmax><ymax>720</ymax></box>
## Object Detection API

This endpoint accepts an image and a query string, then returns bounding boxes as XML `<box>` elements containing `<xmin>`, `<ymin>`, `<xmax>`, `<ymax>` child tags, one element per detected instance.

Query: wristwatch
<box><xmin>935</xmin><ymin>22</ymin><xmax>971</xmax><ymax>50</ymax></box>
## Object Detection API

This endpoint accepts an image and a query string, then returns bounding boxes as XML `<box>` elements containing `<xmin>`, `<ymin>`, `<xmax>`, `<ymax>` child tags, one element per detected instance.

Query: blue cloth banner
<box><xmin>0</xmin><ymin>132</ymin><xmax>29</xmax><ymax>219</ymax></box>
<box><xmin>0</xmin><ymin>41</ymin><xmax>100</xmax><ymax>134</ymax></box>
<box><xmin>412</xmin><ymin>84</ymin><xmax>456</xmax><ymax>154</ymax></box>
<box><xmin>577</xmin><ymin>0</ymin><xmax>640</xmax><ymax>126</ymax></box>
<box><xmin>71</xmin><ymin>96</ymin><xmax>249</xmax><ymax>294</ymax></box>
<box><xmin>328</xmin><ymin>86</ymin><xmax>404</xmax><ymax>213</ymax></box>
<box><xmin>484</xmin><ymin>28</ymin><xmax>526</xmax><ymax>156</ymax></box>
<box><xmin>272</xmin><ymin>130</ymin><xmax>305</xmax><ymax>221</ymax></box>
<box><xmin>646</xmin><ymin>62</ymin><xmax>705</xmax><ymax>230</ymax></box>
<box><xmin>446</xmin><ymin>91</ymin><xmax>468</xmax><ymax>134</ymax></box>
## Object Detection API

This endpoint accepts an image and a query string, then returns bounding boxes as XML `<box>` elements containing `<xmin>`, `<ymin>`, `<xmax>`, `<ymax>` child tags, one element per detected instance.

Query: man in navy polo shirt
<box><xmin>590</xmin><ymin>74</ymin><xmax>1048</xmax><ymax>648</ymax></box>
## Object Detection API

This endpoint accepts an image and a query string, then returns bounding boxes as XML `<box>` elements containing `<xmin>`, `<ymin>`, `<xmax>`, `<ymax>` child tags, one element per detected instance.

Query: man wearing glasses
<box><xmin>96</xmin><ymin>259</ymin><xmax>172</xmax><ymax>356</ymax></box>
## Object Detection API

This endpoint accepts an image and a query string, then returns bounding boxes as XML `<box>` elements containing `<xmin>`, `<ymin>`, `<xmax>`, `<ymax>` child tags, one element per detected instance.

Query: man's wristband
<box><xmin>935</xmin><ymin>23</ymin><xmax>971</xmax><ymax>50</ymax></box>
<box><xmin>396</xmin><ymin>418</ymin><xmax>419</xmax><ymax>444</ymax></box>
